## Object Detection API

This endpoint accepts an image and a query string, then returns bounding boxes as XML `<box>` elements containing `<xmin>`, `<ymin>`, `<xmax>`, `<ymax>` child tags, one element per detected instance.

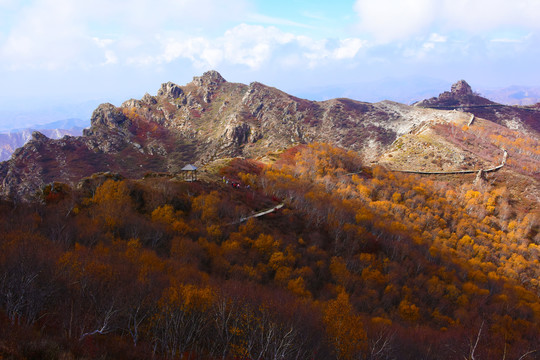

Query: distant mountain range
<box><xmin>479</xmin><ymin>85</ymin><xmax>540</xmax><ymax>106</ymax></box>
<box><xmin>290</xmin><ymin>77</ymin><xmax>452</xmax><ymax>105</ymax></box>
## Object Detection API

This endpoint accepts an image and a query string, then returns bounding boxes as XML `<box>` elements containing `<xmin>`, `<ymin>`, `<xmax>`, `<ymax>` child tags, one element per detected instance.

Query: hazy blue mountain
<box><xmin>479</xmin><ymin>85</ymin><xmax>540</xmax><ymax>105</ymax></box>
<box><xmin>291</xmin><ymin>77</ymin><xmax>451</xmax><ymax>104</ymax></box>
<box><xmin>0</xmin><ymin>99</ymin><xmax>97</xmax><ymax>131</ymax></box>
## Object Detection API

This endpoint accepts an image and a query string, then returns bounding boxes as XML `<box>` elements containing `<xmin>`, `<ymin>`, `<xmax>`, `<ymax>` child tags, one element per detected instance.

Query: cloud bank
<box><xmin>153</xmin><ymin>25</ymin><xmax>365</xmax><ymax>70</ymax></box>
<box><xmin>0</xmin><ymin>0</ymin><xmax>365</xmax><ymax>71</ymax></box>
<box><xmin>354</xmin><ymin>0</ymin><xmax>540</xmax><ymax>42</ymax></box>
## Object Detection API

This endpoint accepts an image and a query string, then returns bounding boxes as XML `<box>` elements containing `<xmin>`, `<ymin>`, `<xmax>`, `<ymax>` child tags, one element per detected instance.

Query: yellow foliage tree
<box><xmin>324</xmin><ymin>290</ymin><xmax>367</xmax><ymax>360</ymax></box>
<box><xmin>92</xmin><ymin>179</ymin><xmax>132</xmax><ymax>230</ymax></box>
<box><xmin>398</xmin><ymin>299</ymin><xmax>420</xmax><ymax>322</ymax></box>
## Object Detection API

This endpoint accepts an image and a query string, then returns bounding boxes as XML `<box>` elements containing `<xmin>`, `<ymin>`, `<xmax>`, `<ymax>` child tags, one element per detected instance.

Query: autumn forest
<box><xmin>0</xmin><ymin>143</ymin><xmax>539</xmax><ymax>359</ymax></box>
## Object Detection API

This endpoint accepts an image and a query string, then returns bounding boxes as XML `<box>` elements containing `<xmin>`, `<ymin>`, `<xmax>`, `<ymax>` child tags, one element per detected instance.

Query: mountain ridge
<box><xmin>0</xmin><ymin>71</ymin><xmax>537</xmax><ymax>201</ymax></box>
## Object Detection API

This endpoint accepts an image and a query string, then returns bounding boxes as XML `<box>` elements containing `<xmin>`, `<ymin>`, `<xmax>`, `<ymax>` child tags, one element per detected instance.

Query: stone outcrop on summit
<box><xmin>415</xmin><ymin>80</ymin><xmax>540</xmax><ymax>133</ymax></box>
<box><xmin>414</xmin><ymin>80</ymin><xmax>494</xmax><ymax>108</ymax></box>
<box><xmin>451</xmin><ymin>80</ymin><xmax>474</xmax><ymax>97</ymax></box>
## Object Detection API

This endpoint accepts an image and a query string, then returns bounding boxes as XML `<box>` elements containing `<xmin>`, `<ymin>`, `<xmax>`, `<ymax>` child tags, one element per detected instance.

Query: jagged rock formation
<box><xmin>0</xmin><ymin>71</ymin><xmax>506</xmax><ymax>200</ymax></box>
<box><xmin>451</xmin><ymin>80</ymin><xmax>473</xmax><ymax>96</ymax></box>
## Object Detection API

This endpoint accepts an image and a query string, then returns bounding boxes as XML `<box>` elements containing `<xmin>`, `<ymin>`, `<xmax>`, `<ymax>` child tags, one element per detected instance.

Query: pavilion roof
<box><xmin>181</xmin><ymin>164</ymin><xmax>197</xmax><ymax>171</ymax></box>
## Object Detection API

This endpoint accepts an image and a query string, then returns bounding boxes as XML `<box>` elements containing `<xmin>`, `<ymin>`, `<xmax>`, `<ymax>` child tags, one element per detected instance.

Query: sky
<box><xmin>1</xmin><ymin>0</ymin><xmax>540</xmax><ymax>129</ymax></box>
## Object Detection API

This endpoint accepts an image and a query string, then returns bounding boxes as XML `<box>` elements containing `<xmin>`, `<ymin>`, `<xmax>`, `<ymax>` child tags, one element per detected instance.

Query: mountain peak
<box><xmin>451</xmin><ymin>80</ymin><xmax>473</xmax><ymax>97</ymax></box>
<box><xmin>189</xmin><ymin>70</ymin><xmax>228</xmax><ymax>103</ymax></box>
<box><xmin>31</xmin><ymin>131</ymin><xmax>48</xmax><ymax>142</ymax></box>
<box><xmin>192</xmin><ymin>70</ymin><xmax>227</xmax><ymax>87</ymax></box>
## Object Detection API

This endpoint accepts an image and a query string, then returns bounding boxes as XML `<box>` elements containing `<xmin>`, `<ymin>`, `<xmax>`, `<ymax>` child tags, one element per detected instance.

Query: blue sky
<box><xmin>1</xmin><ymin>0</ymin><xmax>539</xmax><ymax>129</ymax></box>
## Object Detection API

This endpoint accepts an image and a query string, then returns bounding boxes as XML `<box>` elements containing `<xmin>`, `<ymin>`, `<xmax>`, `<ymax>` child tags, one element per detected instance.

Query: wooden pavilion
<box><xmin>180</xmin><ymin>164</ymin><xmax>198</xmax><ymax>181</ymax></box>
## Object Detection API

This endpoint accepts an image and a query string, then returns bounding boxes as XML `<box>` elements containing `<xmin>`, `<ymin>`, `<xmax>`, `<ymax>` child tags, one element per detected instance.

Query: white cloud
<box><xmin>354</xmin><ymin>0</ymin><xmax>540</xmax><ymax>42</ymax></box>
<box><xmin>222</xmin><ymin>24</ymin><xmax>293</xmax><ymax>69</ymax></box>
<box><xmin>333</xmin><ymin>38</ymin><xmax>365</xmax><ymax>59</ymax></box>
<box><xmin>77</xmin><ymin>0</ymin><xmax>252</xmax><ymax>32</ymax></box>
<box><xmin>403</xmin><ymin>33</ymin><xmax>448</xmax><ymax>59</ymax></box>
<box><xmin>0</xmin><ymin>0</ymin><xmax>252</xmax><ymax>70</ymax></box>
<box><xmin>441</xmin><ymin>0</ymin><xmax>540</xmax><ymax>32</ymax></box>
<box><xmin>0</xmin><ymin>1</ymin><xmax>367</xmax><ymax>71</ymax></box>
<box><xmin>103</xmin><ymin>51</ymin><xmax>118</xmax><ymax>65</ymax></box>
<box><xmin>429</xmin><ymin>33</ymin><xmax>447</xmax><ymax>43</ymax></box>
<box><xmin>354</xmin><ymin>0</ymin><xmax>435</xmax><ymax>42</ymax></box>
<box><xmin>147</xmin><ymin>24</ymin><xmax>366</xmax><ymax>70</ymax></box>
<box><xmin>93</xmin><ymin>38</ymin><xmax>115</xmax><ymax>48</ymax></box>
<box><xmin>0</xmin><ymin>0</ymin><xmax>90</xmax><ymax>69</ymax></box>
<box><xmin>490</xmin><ymin>38</ymin><xmax>522</xmax><ymax>44</ymax></box>
<box><xmin>0</xmin><ymin>0</ymin><xmax>16</xmax><ymax>7</ymax></box>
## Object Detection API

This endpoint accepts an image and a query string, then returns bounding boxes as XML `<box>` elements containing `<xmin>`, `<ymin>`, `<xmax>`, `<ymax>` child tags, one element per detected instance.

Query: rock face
<box><xmin>0</xmin><ymin>71</ymin><xmax>484</xmax><ymax>200</ymax></box>
<box><xmin>191</xmin><ymin>70</ymin><xmax>227</xmax><ymax>103</ymax></box>
<box><xmin>451</xmin><ymin>80</ymin><xmax>473</xmax><ymax>97</ymax></box>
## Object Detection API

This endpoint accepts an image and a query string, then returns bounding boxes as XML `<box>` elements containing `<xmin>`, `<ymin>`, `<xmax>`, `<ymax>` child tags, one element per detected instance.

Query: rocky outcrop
<box><xmin>226</xmin><ymin>122</ymin><xmax>252</xmax><ymax>146</ymax></box>
<box><xmin>157</xmin><ymin>82</ymin><xmax>184</xmax><ymax>99</ymax></box>
<box><xmin>84</xmin><ymin>103</ymin><xmax>130</xmax><ymax>136</ymax></box>
<box><xmin>142</xmin><ymin>93</ymin><xmax>158</xmax><ymax>105</ymax></box>
<box><xmin>31</xmin><ymin>131</ymin><xmax>49</xmax><ymax>142</ymax></box>
<box><xmin>191</xmin><ymin>70</ymin><xmax>227</xmax><ymax>103</ymax></box>
<box><xmin>192</xmin><ymin>70</ymin><xmax>226</xmax><ymax>88</ymax></box>
<box><xmin>451</xmin><ymin>80</ymin><xmax>474</xmax><ymax>97</ymax></box>
<box><xmin>415</xmin><ymin>80</ymin><xmax>493</xmax><ymax>108</ymax></box>
<box><xmin>0</xmin><ymin>127</ymin><xmax>84</xmax><ymax>162</ymax></box>
<box><xmin>415</xmin><ymin>80</ymin><xmax>540</xmax><ymax>133</ymax></box>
